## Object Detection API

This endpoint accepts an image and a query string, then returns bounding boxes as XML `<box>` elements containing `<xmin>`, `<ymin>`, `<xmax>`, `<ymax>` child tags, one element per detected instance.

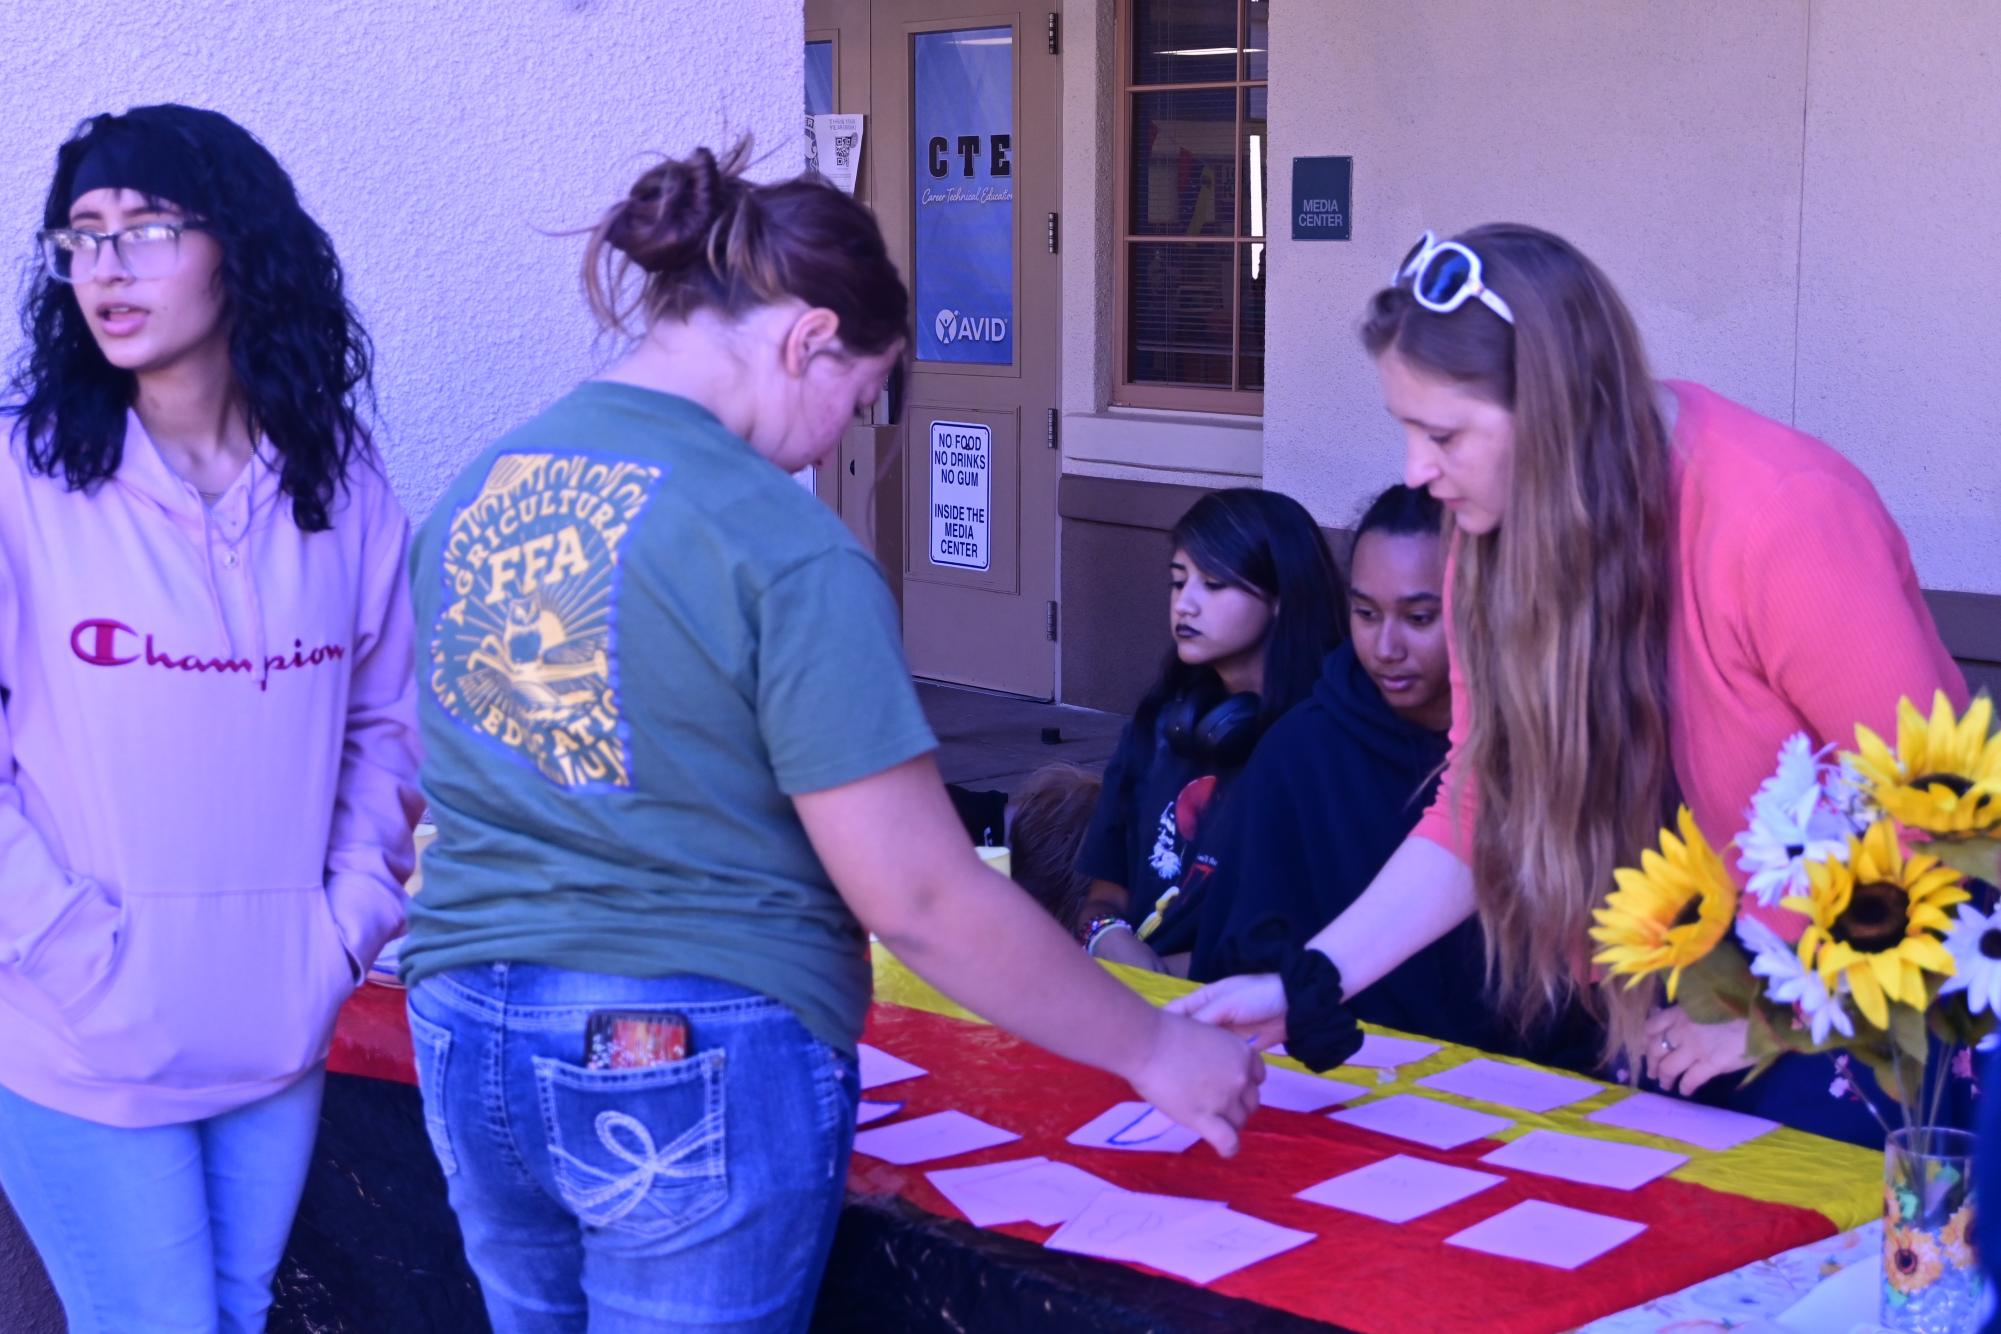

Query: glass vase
<box><xmin>1882</xmin><ymin>1127</ymin><xmax>1980</xmax><ymax>1333</ymax></box>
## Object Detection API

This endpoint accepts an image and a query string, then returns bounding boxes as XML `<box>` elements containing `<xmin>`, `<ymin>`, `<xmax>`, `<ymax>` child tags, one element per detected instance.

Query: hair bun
<box><xmin>605</xmin><ymin>143</ymin><xmax>749</xmax><ymax>275</ymax></box>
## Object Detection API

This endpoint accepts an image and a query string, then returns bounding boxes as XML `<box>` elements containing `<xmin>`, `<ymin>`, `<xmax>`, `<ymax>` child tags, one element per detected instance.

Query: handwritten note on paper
<box><xmin>1347</xmin><ymin>1035</ymin><xmax>1443</xmax><ymax>1069</ymax></box>
<box><xmin>1068</xmin><ymin>1102</ymin><xmax>1203</xmax><ymax>1154</ymax></box>
<box><xmin>1044</xmin><ymin>1189</ymin><xmax>1228</xmax><ymax>1264</ymax></box>
<box><xmin>926</xmin><ymin>1157</ymin><xmax>1116</xmax><ymax>1228</ymax></box>
<box><xmin>1328</xmin><ymin>1094</ymin><xmax>1513</xmax><ymax>1151</ymax></box>
<box><xmin>1295</xmin><ymin>1154</ymin><xmax>1506</xmax><ymax>1224</ymax></box>
<box><xmin>857</xmin><ymin>1043</ymin><xmax>928</xmax><ymax>1091</ymax></box>
<box><xmin>1585</xmin><ymin>1091</ymin><xmax>1778</xmax><ymax>1152</ymax></box>
<box><xmin>1445</xmin><ymin>1200</ymin><xmax>1646</xmax><ymax>1269</ymax></box>
<box><xmin>1135</xmin><ymin>1210</ymin><xmax>1317</xmax><ymax>1285</ymax></box>
<box><xmin>1258</xmin><ymin>1065</ymin><xmax>1370</xmax><ymax>1113</ymax></box>
<box><xmin>856</xmin><ymin>1100</ymin><xmax>903</xmax><ymax>1127</ymax></box>
<box><xmin>852</xmin><ymin>1110</ymin><xmax>1019</xmax><ymax>1165</ymax></box>
<box><xmin>1416</xmin><ymin>1058</ymin><xmax>1601</xmax><ymax>1114</ymax></box>
<box><xmin>1478</xmin><ymin>1129</ymin><xmax>1687</xmax><ymax>1190</ymax></box>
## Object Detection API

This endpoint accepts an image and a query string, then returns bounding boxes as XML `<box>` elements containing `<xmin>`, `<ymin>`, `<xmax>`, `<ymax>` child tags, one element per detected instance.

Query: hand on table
<box><xmin>1643</xmin><ymin>1007</ymin><xmax>1753</xmax><ymax>1095</ymax></box>
<box><xmin>1091</xmin><ymin>928</ymin><xmax>1171</xmax><ymax>973</ymax></box>
<box><xmin>1129</xmin><ymin>1010</ymin><xmax>1265</xmax><ymax>1158</ymax></box>
<box><xmin>1163</xmin><ymin>972</ymin><xmax>1288</xmax><ymax>1052</ymax></box>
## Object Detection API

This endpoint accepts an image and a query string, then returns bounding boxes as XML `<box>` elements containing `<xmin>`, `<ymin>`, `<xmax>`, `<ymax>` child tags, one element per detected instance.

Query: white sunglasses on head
<box><xmin>1393</xmin><ymin>230</ymin><xmax>1514</xmax><ymax>325</ymax></box>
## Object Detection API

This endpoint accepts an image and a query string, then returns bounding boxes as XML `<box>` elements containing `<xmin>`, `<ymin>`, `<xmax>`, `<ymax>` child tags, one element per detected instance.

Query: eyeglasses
<box><xmin>36</xmin><ymin>223</ymin><xmax>192</xmax><ymax>285</ymax></box>
<box><xmin>1393</xmin><ymin>230</ymin><xmax>1514</xmax><ymax>325</ymax></box>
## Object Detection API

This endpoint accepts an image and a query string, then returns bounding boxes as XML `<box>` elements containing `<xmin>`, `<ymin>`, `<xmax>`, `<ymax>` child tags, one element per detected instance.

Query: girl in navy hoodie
<box><xmin>1184</xmin><ymin>486</ymin><xmax>1597</xmax><ymax>1063</ymax></box>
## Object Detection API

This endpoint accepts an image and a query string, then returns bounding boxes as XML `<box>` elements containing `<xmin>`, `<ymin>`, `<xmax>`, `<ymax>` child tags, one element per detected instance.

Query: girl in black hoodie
<box><xmin>1071</xmin><ymin>489</ymin><xmax>1346</xmax><ymax>972</ymax></box>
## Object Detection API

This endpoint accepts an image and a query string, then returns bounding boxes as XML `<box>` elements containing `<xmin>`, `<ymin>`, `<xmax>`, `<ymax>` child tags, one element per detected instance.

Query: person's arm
<box><xmin>1069</xmin><ymin>724</ymin><xmax>1141</xmax><ymax>933</ymax></box>
<box><xmin>1164</xmin><ymin>836</ymin><xmax>1476</xmax><ymax>1047</ymax></box>
<box><xmin>324</xmin><ymin>480</ymin><xmax>423</xmax><ymax>975</ymax></box>
<box><xmin>796</xmin><ymin>754</ymin><xmax>1261</xmax><ymax>1153</ymax></box>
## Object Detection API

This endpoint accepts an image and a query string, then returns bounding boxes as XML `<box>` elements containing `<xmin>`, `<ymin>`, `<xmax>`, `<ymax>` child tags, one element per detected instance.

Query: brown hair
<box><xmin>1360</xmin><ymin>223</ymin><xmax>1675</xmax><ymax>1059</ymax></box>
<box><xmin>582</xmin><ymin>138</ymin><xmax>909</xmax><ymax>354</ymax></box>
<box><xmin>1009</xmin><ymin>765</ymin><xmax>1104</xmax><ymax>927</ymax></box>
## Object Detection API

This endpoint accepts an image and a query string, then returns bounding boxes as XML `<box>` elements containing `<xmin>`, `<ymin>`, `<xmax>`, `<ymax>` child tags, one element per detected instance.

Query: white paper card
<box><xmin>1068</xmin><ymin>1102</ymin><xmax>1202</xmax><ymax>1153</ymax></box>
<box><xmin>1295</xmin><ymin>1154</ymin><xmax>1506</xmax><ymax>1224</ymax></box>
<box><xmin>1347</xmin><ymin>1035</ymin><xmax>1443</xmax><ymax>1068</ymax></box>
<box><xmin>1258</xmin><ymin>1065</ymin><xmax>1370</xmax><ymax>1113</ymax></box>
<box><xmin>1445</xmin><ymin>1200</ymin><xmax>1646</xmax><ymax>1269</ymax></box>
<box><xmin>852</xmin><ymin>1110</ymin><xmax>1018</xmax><ymax>1165</ymax></box>
<box><xmin>857</xmin><ymin>1043</ymin><xmax>927</xmax><ymax>1091</ymax></box>
<box><xmin>856</xmin><ymin>1100</ymin><xmax>903</xmax><ymax>1127</ymax></box>
<box><xmin>1329</xmin><ymin>1094</ymin><xmax>1513</xmax><ymax>1150</ymax></box>
<box><xmin>1416</xmin><ymin>1058</ymin><xmax>1600</xmax><ymax>1114</ymax></box>
<box><xmin>1478</xmin><ymin>1128</ymin><xmax>1687</xmax><ymax>1191</ymax></box>
<box><xmin>927</xmin><ymin>1157</ymin><xmax>1115</xmax><ymax>1228</ymax></box>
<box><xmin>1133</xmin><ymin>1209</ymin><xmax>1316</xmax><ymax>1286</ymax></box>
<box><xmin>1585</xmin><ymin>1091</ymin><xmax>1779</xmax><ymax>1153</ymax></box>
<box><xmin>1044</xmin><ymin>1189</ymin><xmax>1228</xmax><ymax>1264</ymax></box>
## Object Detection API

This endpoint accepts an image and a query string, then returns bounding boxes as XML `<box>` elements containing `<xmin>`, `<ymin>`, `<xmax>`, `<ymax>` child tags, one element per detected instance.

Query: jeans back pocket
<box><xmin>532</xmin><ymin>1048</ymin><xmax>729</xmax><ymax>1240</ymax></box>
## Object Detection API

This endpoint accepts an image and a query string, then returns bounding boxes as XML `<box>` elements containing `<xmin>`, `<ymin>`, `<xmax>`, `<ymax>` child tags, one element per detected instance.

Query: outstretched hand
<box><xmin>1163</xmin><ymin>972</ymin><xmax>1288</xmax><ymax>1051</ymax></box>
<box><xmin>1128</xmin><ymin>1010</ymin><xmax>1265</xmax><ymax>1157</ymax></box>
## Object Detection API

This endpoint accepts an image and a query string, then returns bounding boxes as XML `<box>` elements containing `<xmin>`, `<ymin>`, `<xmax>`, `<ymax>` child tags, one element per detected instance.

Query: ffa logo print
<box><xmin>429</xmin><ymin>452</ymin><xmax>662</xmax><ymax>789</ymax></box>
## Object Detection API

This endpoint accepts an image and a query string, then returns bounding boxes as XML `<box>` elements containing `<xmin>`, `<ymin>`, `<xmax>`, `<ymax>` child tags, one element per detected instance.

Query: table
<box><xmin>279</xmin><ymin>954</ymin><xmax>1881</xmax><ymax>1333</ymax></box>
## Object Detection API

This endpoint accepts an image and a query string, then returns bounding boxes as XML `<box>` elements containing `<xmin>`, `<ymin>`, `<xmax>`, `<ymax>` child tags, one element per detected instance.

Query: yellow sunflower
<box><xmin>1784</xmin><ymin>820</ymin><xmax>1968</xmax><ymax>1030</ymax></box>
<box><xmin>1846</xmin><ymin>692</ymin><xmax>2001</xmax><ymax>836</ymax></box>
<box><xmin>1590</xmin><ymin>807</ymin><xmax>1737</xmax><ymax>1001</ymax></box>
<box><xmin>1885</xmin><ymin>1223</ymin><xmax>1944</xmax><ymax>1295</ymax></box>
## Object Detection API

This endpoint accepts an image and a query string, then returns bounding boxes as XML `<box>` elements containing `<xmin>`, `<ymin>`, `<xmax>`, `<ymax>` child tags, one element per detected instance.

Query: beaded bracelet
<box><xmin>1083</xmin><ymin>917</ymin><xmax>1135</xmax><ymax>957</ymax></box>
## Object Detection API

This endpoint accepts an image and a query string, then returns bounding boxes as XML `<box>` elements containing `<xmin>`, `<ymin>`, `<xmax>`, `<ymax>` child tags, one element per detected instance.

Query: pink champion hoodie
<box><xmin>0</xmin><ymin>411</ymin><xmax>421</xmax><ymax>1128</ymax></box>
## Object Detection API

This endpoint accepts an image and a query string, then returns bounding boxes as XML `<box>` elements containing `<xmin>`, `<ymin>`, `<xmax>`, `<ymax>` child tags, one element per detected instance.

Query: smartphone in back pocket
<box><xmin>583</xmin><ymin>1010</ymin><xmax>690</xmax><ymax>1071</ymax></box>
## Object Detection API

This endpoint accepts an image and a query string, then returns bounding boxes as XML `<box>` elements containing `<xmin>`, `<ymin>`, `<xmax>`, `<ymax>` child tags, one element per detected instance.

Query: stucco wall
<box><xmin>0</xmin><ymin>2</ymin><xmax>801</xmax><ymax>1325</ymax></box>
<box><xmin>1255</xmin><ymin>0</ymin><xmax>1998</xmax><ymax>595</ymax></box>
<box><xmin>0</xmin><ymin>0</ymin><xmax>804</xmax><ymax>520</ymax></box>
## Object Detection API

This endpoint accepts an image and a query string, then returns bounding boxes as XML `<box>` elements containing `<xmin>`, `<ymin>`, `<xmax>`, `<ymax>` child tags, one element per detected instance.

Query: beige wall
<box><xmin>1256</xmin><ymin>0</ymin><xmax>1998</xmax><ymax>594</ymax></box>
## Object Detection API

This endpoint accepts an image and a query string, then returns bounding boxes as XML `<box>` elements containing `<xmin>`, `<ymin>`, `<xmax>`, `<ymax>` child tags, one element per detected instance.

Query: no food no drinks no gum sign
<box><xmin>1292</xmin><ymin>156</ymin><xmax>1352</xmax><ymax>241</ymax></box>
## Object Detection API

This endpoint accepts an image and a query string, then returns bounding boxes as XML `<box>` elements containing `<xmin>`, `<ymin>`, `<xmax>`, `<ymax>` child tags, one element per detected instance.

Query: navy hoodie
<box><xmin>1183</xmin><ymin>643</ymin><xmax>1598</xmax><ymax>1065</ymax></box>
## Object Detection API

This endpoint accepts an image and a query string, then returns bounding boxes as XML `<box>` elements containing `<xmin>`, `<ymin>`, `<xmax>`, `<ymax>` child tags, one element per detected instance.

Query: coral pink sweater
<box><xmin>1413</xmin><ymin>382</ymin><xmax>1968</xmax><ymax>933</ymax></box>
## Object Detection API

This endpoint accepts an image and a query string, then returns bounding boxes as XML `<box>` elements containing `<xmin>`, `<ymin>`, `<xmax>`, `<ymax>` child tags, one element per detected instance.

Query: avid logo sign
<box><xmin>933</xmin><ymin>308</ymin><xmax>1009</xmax><ymax>346</ymax></box>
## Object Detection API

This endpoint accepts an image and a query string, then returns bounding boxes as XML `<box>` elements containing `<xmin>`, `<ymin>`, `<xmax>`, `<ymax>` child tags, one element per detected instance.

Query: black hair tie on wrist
<box><xmin>1281</xmin><ymin>947</ymin><xmax>1363</xmax><ymax>1073</ymax></box>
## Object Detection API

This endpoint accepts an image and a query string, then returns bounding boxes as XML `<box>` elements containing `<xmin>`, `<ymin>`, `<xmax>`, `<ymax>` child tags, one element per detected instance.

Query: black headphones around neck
<box><xmin>1160</xmin><ymin>681</ymin><xmax>1261</xmax><ymax>768</ymax></box>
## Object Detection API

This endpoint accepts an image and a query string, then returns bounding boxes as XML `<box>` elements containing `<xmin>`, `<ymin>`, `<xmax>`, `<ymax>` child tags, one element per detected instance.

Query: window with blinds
<box><xmin>1116</xmin><ymin>0</ymin><xmax>1268</xmax><ymax>413</ymax></box>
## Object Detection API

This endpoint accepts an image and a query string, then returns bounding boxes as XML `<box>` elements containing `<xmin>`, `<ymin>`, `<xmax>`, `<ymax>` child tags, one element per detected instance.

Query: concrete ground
<box><xmin>917</xmin><ymin>682</ymin><xmax>1126</xmax><ymax>797</ymax></box>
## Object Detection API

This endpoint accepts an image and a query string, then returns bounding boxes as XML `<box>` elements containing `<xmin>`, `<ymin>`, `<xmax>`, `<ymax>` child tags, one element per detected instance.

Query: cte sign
<box><xmin>929</xmin><ymin>420</ymin><xmax>991</xmax><ymax>571</ymax></box>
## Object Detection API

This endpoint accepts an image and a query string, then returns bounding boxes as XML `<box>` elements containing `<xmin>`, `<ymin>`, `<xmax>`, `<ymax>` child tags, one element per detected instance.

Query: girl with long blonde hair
<box><xmin>1171</xmin><ymin>225</ymin><xmax>1966</xmax><ymax>1141</ymax></box>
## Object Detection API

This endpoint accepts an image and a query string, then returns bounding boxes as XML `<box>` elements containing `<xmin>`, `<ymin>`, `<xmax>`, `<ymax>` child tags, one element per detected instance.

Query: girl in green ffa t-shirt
<box><xmin>402</xmin><ymin>141</ymin><xmax>1263</xmax><ymax>1332</ymax></box>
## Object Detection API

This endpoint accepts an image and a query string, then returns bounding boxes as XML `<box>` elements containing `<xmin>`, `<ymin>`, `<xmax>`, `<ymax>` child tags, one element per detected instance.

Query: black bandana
<box><xmin>65</xmin><ymin>122</ymin><xmax>204</xmax><ymax>217</ymax></box>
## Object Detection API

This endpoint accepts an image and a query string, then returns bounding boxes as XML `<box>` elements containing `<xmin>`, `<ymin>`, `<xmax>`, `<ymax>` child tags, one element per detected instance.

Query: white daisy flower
<box><xmin>1736</xmin><ymin>734</ymin><xmax>1857</xmax><ymax>907</ymax></box>
<box><xmin>1939</xmin><ymin>903</ymin><xmax>2001</xmax><ymax>1017</ymax></box>
<box><xmin>1738</xmin><ymin>916</ymin><xmax>1855</xmax><ymax>1046</ymax></box>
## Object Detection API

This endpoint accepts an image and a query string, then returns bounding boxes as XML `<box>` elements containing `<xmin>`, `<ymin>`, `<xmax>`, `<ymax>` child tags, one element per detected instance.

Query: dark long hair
<box><xmin>1355</xmin><ymin>482</ymin><xmax>1445</xmax><ymax>543</ymax></box>
<box><xmin>1131</xmin><ymin>487</ymin><xmax>1348</xmax><ymax>755</ymax></box>
<box><xmin>8</xmin><ymin>104</ymin><xmax>376</xmax><ymax>532</ymax></box>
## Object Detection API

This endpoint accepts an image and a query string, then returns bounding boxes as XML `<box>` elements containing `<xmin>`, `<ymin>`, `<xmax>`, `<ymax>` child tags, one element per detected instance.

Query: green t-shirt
<box><xmin>400</xmin><ymin>381</ymin><xmax>936</xmax><ymax>1052</ymax></box>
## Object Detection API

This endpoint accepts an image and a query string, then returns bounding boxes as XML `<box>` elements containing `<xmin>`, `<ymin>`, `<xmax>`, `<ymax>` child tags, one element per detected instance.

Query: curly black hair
<box><xmin>7</xmin><ymin>104</ymin><xmax>374</xmax><ymax>532</ymax></box>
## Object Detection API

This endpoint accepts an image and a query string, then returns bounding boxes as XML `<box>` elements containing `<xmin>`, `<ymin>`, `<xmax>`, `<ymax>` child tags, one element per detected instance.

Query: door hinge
<box><xmin>1046</xmin><ymin>600</ymin><xmax>1060</xmax><ymax>642</ymax></box>
<box><xmin>1047</xmin><ymin>12</ymin><xmax>1060</xmax><ymax>55</ymax></box>
<box><xmin>1046</xmin><ymin>211</ymin><xmax>1059</xmax><ymax>254</ymax></box>
<box><xmin>1046</xmin><ymin>407</ymin><xmax>1060</xmax><ymax>450</ymax></box>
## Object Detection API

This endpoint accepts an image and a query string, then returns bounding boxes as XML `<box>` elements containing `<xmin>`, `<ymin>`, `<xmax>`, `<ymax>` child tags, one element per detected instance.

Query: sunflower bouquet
<box><xmin>1590</xmin><ymin>692</ymin><xmax>2000</xmax><ymax>1329</ymax></box>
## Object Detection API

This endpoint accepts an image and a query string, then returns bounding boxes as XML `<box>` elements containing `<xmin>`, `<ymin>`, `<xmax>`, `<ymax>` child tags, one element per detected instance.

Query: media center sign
<box><xmin>1291</xmin><ymin>156</ymin><xmax>1352</xmax><ymax>241</ymax></box>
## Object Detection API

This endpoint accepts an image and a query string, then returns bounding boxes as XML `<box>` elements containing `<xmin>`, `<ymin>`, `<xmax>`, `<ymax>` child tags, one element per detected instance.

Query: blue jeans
<box><xmin>409</xmin><ymin>965</ymin><xmax>858</xmax><ymax>1333</ymax></box>
<box><xmin>0</xmin><ymin>1067</ymin><xmax>326</xmax><ymax>1334</ymax></box>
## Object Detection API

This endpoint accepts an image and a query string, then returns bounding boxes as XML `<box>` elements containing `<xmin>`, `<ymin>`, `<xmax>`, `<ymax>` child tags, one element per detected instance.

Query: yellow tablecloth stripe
<box><xmin>870</xmin><ymin>950</ymin><xmax>1881</xmax><ymax>1230</ymax></box>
